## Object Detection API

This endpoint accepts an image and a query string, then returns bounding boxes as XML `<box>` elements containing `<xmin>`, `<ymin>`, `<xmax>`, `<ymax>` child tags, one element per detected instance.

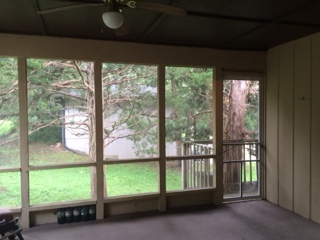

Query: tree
<box><xmin>0</xmin><ymin>58</ymin><xmax>20</xmax><ymax>168</ymax></box>
<box><xmin>101</xmin><ymin>63</ymin><xmax>158</xmax><ymax>157</ymax></box>
<box><xmin>0</xmin><ymin>57</ymin><xmax>19</xmax><ymax>140</ymax></box>
<box><xmin>1</xmin><ymin>59</ymin><xmax>215</xmax><ymax>156</ymax></box>
<box><xmin>1</xmin><ymin>58</ymin><xmax>215</xmax><ymax>197</ymax></box>
<box><xmin>223</xmin><ymin>80</ymin><xmax>259</xmax><ymax>190</ymax></box>
<box><xmin>25</xmin><ymin>60</ymin><xmax>160</xmax><ymax>197</ymax></box>
<box><xmin>223</xmin><ymin>80</ymin><xmax>249</xmax><ymax>140</ymax></box>
<box><xmin>165</xmin><ymin>67</ymin><xmax>213</xmax><ymax>156</ymax></box>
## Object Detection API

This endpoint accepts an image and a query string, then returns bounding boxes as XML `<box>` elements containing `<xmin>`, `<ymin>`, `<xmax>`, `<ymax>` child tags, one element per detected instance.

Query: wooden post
<box><xmin>18</xmin><ymin>57</ymin><xmax>30</xmax><ymax>228</ymax></box>
<box><xmin>94</xmin><ymin>62</ymin><xmax>105</xmax><ymax>219</ymax></box>
<box><xmin>213</xmin><ymin>66</ymin><xmax>223</xmax><ymax>205</ymax></box>
<box><xmin>158</xmin><ymin>65</ymin><xmax>166</xmax><ymax>212</ymax></box>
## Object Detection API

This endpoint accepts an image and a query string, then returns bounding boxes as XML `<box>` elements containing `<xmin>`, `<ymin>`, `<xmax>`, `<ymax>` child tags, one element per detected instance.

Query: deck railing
<box><xmin>222</xmin><ymin>139</ymin><xmax>260</xmax><ymax>198</ymax></box>
<box><xmin>181</xmin><ymin>141</ymin><xmax>214</xmax><ymax>189</ymax></box>
<box><xmin>180</xmin><ymin>139</ymin><xmax>260</xmax><ymax>198</ymax></box>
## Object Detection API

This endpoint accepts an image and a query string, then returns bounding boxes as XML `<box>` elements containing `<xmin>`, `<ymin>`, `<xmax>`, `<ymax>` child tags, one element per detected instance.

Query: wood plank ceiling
<box><xmin>1</xmin><ymin>0</ymin><xmax>320</xmax><ymax>51</ymax></box>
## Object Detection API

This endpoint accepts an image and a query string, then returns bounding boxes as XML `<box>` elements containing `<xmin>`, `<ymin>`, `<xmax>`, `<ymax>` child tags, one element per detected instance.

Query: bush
<box><xmin>29</xmin><ymin>126</ymin><xmax>61</xmax><ymax>144</ymax></box>
<box><xmin>0</xmin><ymin>120</ymin><xmax>15</xmax><ymax>138</ymax></box>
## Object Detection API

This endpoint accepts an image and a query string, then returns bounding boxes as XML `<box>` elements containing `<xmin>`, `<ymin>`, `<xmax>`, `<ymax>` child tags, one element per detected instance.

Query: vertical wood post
<box><xmin>94</xmin><ymin>62</ymin><xmax>104</xmax><ymax>219</ymax></box>
<box><xmin>213</xmin><ymin>66</ymin><xmax>223</xmax><ymax>205</ymax></box>
<box><xmin>158</xmin><ymin>65</ymin><xmax>166</xmax><ymax>211</ymax></box>
<box><xmin>18</xmin><ymin>57</ymin><xmax>30</xmax><ymax>228</ymax></box>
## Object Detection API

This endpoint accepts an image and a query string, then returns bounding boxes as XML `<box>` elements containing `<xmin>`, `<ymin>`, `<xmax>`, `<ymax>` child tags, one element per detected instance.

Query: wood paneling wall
<box><xmin>266</xmin><ymin>47</ymin><xmax>279</xmax><ymax>205</ymax></box>
<box><xmin>266</xmin><ymin>33</ymin><xmax>320</xmax><ymax>223</ymax></box>
<box><xmin>311</xmin><ymin>34</ymin><xmax>320</xmax><ymax>223</ymax></box>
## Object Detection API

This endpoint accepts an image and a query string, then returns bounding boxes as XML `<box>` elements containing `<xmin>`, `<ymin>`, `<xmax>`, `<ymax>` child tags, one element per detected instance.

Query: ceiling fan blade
<box><xmin>37</xmin><ymin>3</ymin><xmax>105</xmax><ymax>14</ymax></box>
<box><xmin>120</xmin><ymin>0</ymin><xmax>186</xmax><ymax>17</ymax></box>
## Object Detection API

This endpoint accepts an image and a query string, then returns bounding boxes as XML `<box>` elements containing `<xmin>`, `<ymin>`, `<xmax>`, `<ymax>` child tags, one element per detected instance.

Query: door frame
<box><xmin>221</xmin><ymin>71</ymin><xmax>265</xmax><ymax>202</ymax></box>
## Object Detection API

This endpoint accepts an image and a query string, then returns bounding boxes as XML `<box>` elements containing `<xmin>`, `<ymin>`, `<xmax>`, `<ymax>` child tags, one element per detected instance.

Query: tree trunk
<box><xmin>223</xmin><ymin>80</ymin><xmax>248</xmax><ymax>186</ymax></box>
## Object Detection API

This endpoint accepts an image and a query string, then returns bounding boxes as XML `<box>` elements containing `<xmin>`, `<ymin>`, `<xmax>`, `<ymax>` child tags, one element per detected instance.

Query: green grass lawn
<box><xmin>0</xmin><ymin>172</ymin><xmax>21</xmax><ymax>206</ymax></box>
<box><xmin>0</xmin><ymin>143</ymin><xmax>182</xmax><ymax>207</ymax></box>
<box><xmin>29</xmin><ymin>167</ymin><xmax>92</xmax><ymax>205</ymax></box>
<box><xmin>242</xmin><ymin>162</ymin><xmax>258</xmax><ymax>182</ymax></box>
<box><xmin>106</xmin><ymin>163</ymin><xmax>159</xmax><ymax>197</ymax></box>
<box><xmin>1</xmin><ymin>142</ymin><xmax>259</xmax><ymax>207</ymax></box>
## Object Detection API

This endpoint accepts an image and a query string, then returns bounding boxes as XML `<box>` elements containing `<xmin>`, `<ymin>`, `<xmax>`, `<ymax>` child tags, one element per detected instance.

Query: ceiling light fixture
<box><xmin>102</xmin><ymin>11</ymin><xmax>124</xmax><ymax>29</ymax></box>
<box><xmin>102</xmin><ymin>0</ymin><xmax>124</xmax><ymax>29</ymax></box>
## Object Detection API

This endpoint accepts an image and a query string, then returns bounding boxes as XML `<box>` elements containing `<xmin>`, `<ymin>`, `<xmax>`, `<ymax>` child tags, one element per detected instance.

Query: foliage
<box><xmin>122</xmin><ymin>66</ymin><xmax>214</xmax><ymax>157</ymax></box>
<box><xmin>165</xmin><ymin>67</ymin><xmax>213</xmax><ymax>142</ymax></box>
<box><xmin>1</xmin><ymin>58</ymin><xmax>216</xmax><ymax>158</ymax></box>
<box><xmin>29</xmin><ymin>126</ymin><xmax>61</xmax><ymax>144</ymax></box>
<box><xmin>0</xmin><ymin>58</ymin><xmax>19</xmax><ymax>145</ymax></box>
<box><xmin>245</xmin><ymin>81</ymin><xmax>259</xmax><ymax>138</ymax></box>
<box><xmin>26</xmin><ymin>59</ymin><xmax>88</xmax><ymax>143</ymax></box>
<box><xmin>0</xmin><ymin>120</ymin><xmax>15</xmax><ymax>138</ymax></box>
<box><xmin>102</xmin><ymin>64</ymin><xmax>159</xmax><ymax>157</ymax></box>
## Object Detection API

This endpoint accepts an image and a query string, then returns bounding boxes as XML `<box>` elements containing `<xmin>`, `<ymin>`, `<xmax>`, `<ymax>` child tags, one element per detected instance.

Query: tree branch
<box><xmin>72</xmin><ymin>61</ymin><xmax>94</xmax><ymax>93</ymax></box>
<box><xmin>0</xmin><ymin>80</ymin><xmax>18</xmax><ymax>96</ymax></box>
<box><xmin>103</xmin><ymin>122</ymin><xmax>157</xmax><ymax>147</ymax></box>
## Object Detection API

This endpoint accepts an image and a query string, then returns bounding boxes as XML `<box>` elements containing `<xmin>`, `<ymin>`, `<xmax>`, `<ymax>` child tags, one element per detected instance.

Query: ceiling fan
<box><xmin>37</xmin><ymin>0</ymin><xmax>186</xmax><ymax>35</ymax></box>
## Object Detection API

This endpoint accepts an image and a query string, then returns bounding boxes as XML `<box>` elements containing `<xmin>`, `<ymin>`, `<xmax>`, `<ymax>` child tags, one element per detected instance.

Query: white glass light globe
<box><xmin>102</xmin><ymin>11</ymin><xmax>124</xmax><ymax>29</ymax></box>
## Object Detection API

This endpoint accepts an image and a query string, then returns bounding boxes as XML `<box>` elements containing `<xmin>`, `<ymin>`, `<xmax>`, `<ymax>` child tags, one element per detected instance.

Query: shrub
<box><xmin>0</xmin><ymin>120</ymin><xmax>15</xmax><ymax>138</ymax></box>
<box><xmin>29</xmin><ymin>126</ymin><xmax>61</xmax><ymax>144</ymax></box>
